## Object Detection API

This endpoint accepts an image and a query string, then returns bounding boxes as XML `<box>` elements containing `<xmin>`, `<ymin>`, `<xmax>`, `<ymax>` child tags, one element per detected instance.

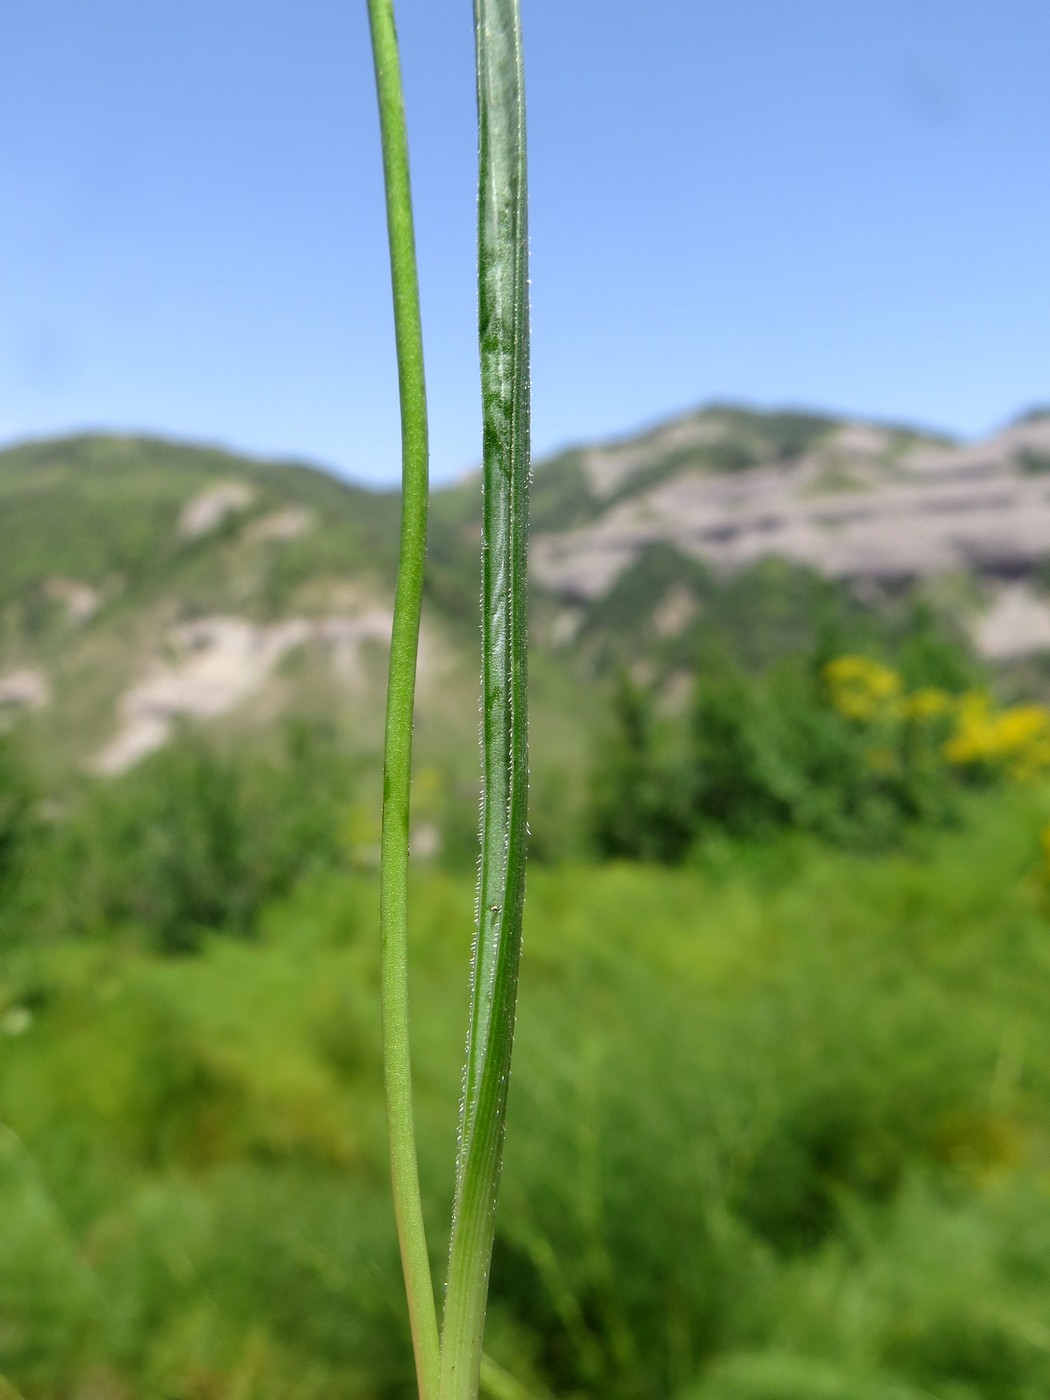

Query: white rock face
<box><xmin>178</xmin><ymin>482</ymin><xmax>254</xmax><ymax>539</ymax></box>
<box><xmin>43</xmin><ymin>578</ymin><xmax>101</xmax><ymax>623</ymax></box>
<box><xmin>92</xmin><ymin>608</ymin><xmax>393</xmax><ymax>774</ymax></box>
<box><xmin>246</xmin><ymin>507</ymin><xmax>313</xmax><ymax>543</ymax></box>
<box><xmin>653</xmin><ymin>585</ymin><xmax>698</xmax><ymax>637</ymax></box>
<box><xmin>0</xmin><ymin>668</ymin><xmax>50</xmax><ymax>712</ymax></box>
<box><xmin>531</xmin><ymin>418</ymin><xmax>1050</xmax><ymax>604</ymax></box>
<box><xmin>579</xmin><ymin>415</ymin><xmax>727</xmax><ymax>499</ymax></box>
<box><xmin>973</xmin><ymin>585</ymin><xmax>1050</xmax><ymax>660</ymax></box>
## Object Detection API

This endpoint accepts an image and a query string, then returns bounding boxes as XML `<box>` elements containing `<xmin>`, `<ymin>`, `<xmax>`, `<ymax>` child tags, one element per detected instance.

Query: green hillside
<box><xmin>0</xmin><ymin>434</ymin><xmax>484</xmax><ymax>785</ymax></box>
<box><xmin>0</xmin><ymin>434</ymin><xmax>401</xmax><ymax>608</ymax></box>
<box><xmin>0</xmin><ymin>408</ymin><xmax>994</xmax><ymax>791</ymax></box>
<box><xmin>5</xmin><ymin>408</ymin><xmax>1048</xmax><ymax>868</ymax></box>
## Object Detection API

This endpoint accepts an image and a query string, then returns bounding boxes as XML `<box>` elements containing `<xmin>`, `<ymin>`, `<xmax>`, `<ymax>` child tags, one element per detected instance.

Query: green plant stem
<box><xmin>439</xmin><ymin>1</ymin><xmax>530</xmax><ymax>1397</ymax></box>
<box><xmin>367</xmin><ymin>2</ymin><xmax>440</xmax><ymax>1396</ymax></box>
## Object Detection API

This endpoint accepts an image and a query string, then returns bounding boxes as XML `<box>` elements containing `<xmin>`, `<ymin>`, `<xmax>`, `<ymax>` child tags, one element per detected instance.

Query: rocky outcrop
<box><xmin>92</xmin><ymin>609</ymin><xmax>393</xmax><ymax>773</ymax></box>
<box><xmin>0</xmin><ymin>669</ymin><xmax>49</xmax><ymax>714</ymax></box>
<box><xmin>178</xmin><ymin>482</ymin><xmax>254</xmax><ymax>539</ymax></box>
<box><xmin>532</xmin><ymin>415</ymin><xmax>1050</xmax><ymax>602</ymax></box>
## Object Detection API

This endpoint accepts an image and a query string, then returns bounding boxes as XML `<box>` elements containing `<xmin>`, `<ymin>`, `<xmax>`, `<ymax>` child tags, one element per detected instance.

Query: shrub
<box><xmin>587</xmin><ymin>636</ymin><xmax>1022</xmax><ymax>861</ymax></box>
<box><xmin>0</xmin><ymin>735</ymin><xmax>34</xmax><ymax>892</ymax></box>
<box><xmin>24</xmin><ymin>725</ymin><xmax>361</xmax><ymax>953</ymax></box>
<box><xmin>589</xmin><ymin>672</ymin><xmax>693</xmax><ymax>861</ymax></box>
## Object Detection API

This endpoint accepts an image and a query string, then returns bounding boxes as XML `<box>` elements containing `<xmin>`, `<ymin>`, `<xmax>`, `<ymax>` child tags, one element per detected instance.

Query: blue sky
<box><xmin>2</xmin><ymin>1</ymin><xmax>1049</xmax><ymax>485</ymax></box>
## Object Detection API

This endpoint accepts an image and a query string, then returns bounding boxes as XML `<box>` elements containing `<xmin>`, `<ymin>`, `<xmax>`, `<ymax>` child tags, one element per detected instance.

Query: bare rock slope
<box><xmin>533</xmin><ymin>409</ymin><xmax>1050</xmax><ymax>601</ymax></box>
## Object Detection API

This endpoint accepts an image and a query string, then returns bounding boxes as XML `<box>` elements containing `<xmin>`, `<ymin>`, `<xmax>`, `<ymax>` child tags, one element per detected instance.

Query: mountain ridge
<box><xmin>3</xmin><ymin>401</ymin><xmax>1050</xmax><ymax>781</ymax></box>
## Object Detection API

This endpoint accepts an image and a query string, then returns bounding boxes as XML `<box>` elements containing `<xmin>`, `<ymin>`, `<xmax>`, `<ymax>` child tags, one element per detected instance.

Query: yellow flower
<box><xmin>943</xmin><ymin>691</ymin><xmax>994</xmax><ymax>766</ymax></box>
<box><xmin>944</xmin><ymin>694</ymin><xmax>1050</xmax><ymax>781</ymax></box>
<box><xmin>824</xmin><ymin>655</ymin><xmax>903</xmax><ymax>721</ymax></box>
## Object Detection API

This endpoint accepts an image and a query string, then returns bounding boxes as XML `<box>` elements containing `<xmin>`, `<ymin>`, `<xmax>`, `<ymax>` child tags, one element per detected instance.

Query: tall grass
<box><xmin>368</xmin><ymin>3</ymin><xmax>530</xmax><ymax>1396</ymax></box>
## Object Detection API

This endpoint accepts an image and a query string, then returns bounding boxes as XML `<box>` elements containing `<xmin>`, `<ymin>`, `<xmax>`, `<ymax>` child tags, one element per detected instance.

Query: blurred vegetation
<box><xmin>0</xmin><ymin>436</ymin><xmax>405</xmax><ymax>622</ymax></box>
<box><xmin>5</xmin><ymin>423</ymin><xmax>1050</xmax><ymax>1396</ymax></box>
<box><xmin>0</xmin><ymin>736</ymin><xmax>36</xmax><ymax>930</ymax></box>
<box><xmin>2</xmin><ymin>725</ymin><xmax>367</xmax><ymax>955</ymax></box>
<box><xmin>603</xmin><ymin>407</ymin><xmax>840</xmax><ymax>507</ymax></box>
<box><xmin>574</xmin><ymin>545</ymin><xmax>984</xmax><ymax>684</ymax></box>
<box><xmin>1</xmin><ymin>767</ymin><xmax>1050</xmax><ymax>1396</ymax></box>
<box><xmin>586</xmin><ymin>603</ymin><xmax>1041</xmax><ymax>862</ymax></box>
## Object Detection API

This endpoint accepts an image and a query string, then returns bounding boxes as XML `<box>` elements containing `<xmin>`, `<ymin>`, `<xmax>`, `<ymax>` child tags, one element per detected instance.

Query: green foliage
<box><xmin>17</xmin><ymin>725</ymin><xmax>361</xmax><ymax>954</ymax></box>
<box><xmin>1015</xmin><ymin>447</ymin><xmax>1050</xmax><ymax>476</ymax></box>
<box><xmin>588</xmin><ymin>673</ymin><xmax>693</xmax><ymax>861</ymax></box>
<box><xmin>0</xmin><ymin>1134</ymin><xmax>96</xmax><ymax>1392</ymax></box>
<box><xmin>689</xmin><ymin>654</ymin><xmax>954</xmax><ymax>846</ymax></box>
<box><xmin>599</xmin><ymin>407</ymin><xmax>840</xmax><ymax>509</ymax></box>
<box><xmin>590</xmin><ymin>608</ymin><xmax>981</xmax><ymax>860</ymax></box>
<box><xmin>0</xmin><ymin>736</ymin><xmax>34</xmax><ymax>894</ymax></box>
<box><xmin>751</xmin><ymin>409</ymin><xmax>839</xmax><ymax>460</ymax></box>
<box><xmin>892</xmin><ymin>598</ymin><xmax>983</xmax><ymax>692</ymax></box>
<box><xmin>579</xmin><ymin>550</ymin><xmax>886</xmax><ymax>679</ymax></box>
<box><xmin>3</xmin><ymin>789</ymin><xmax>1050</xmax><ymax>1396</ymax></box>
<box><xmin>580</xmin><ymin>543</ymin><xmax>711</xmax><ymax>650</ymax></box>
<box><xmin>491</xmin><ymin>808</ymin><xmax>1050</xmax><ymax>1398</ymax></box>
<box><xmin>0</xmin><ymin>434</ymin><xmax>407</xmax><ymax>669</ymax></box>
<box><xmin>528</xmin><ymin>449</ymin><xmax>601</xmax><ymax>532</ymax></box>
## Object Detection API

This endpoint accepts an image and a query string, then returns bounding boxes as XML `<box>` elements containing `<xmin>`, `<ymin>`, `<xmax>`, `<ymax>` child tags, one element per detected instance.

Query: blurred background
<box><xmin>3</xmin><ymin>3</ymin><xmax>1050</xmax><ymax>1398</ymax></box>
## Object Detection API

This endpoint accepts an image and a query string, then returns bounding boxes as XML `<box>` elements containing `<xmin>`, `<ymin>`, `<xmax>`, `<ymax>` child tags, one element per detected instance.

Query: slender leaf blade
<box><xmin>440</xmin><ymin>0</ymin><xmax>530</xmax><ymax>1395</ymax></box>
<box><xmin>367</xmin><ymin>0</ymin><xmax>440</xmax><ymax>1394</ymax></box>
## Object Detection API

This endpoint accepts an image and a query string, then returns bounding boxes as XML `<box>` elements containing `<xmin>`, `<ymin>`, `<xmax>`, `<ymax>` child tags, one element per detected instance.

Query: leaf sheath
<box><xmin>440</xmin><ymin>0</ymin><xmax>530</xmax><ymax>1396</ymax></box>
